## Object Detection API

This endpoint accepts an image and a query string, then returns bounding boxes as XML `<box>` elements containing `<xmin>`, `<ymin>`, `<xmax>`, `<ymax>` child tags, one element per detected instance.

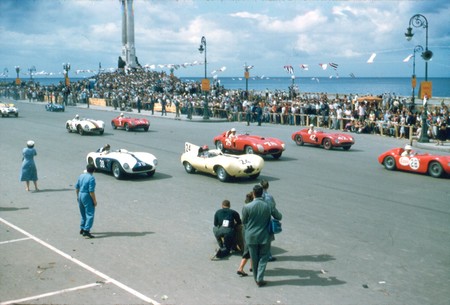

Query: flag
<box><xmin>367</xmin><ymin>53</ymin><xmax>376</xmax><ymax>64</ymax></box>
<box><xmin>284</xmin><ymin>65</ymin><xmax>294</xmax><ymax>74</ymax></box>
<box><xmin>319</xmin><ymin>63</ymin><xmax>327</xmax><ymax>70</ymax></box>
<box><xmin>329</xmin><ymin>63</ymin><xmax>338</xmax><ymax>70</ymax></box>
<box><xmin>403</xmin><ymin>54</ymin><xmax>413</xmax><ymax>62</ymax></box>
<box><xmin>300</xmin><ymin>64</ymin><xmax>309</xmax><ymax>71</ymax></box>
<box><xmin>349</xmin><ymin>73</ymin><xmax>356</xmax><ymax>78</ymax></box>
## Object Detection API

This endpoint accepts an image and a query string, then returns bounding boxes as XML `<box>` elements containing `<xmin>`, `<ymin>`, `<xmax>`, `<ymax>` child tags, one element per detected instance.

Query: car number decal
<box><xmin>399</xmin><ymin>156</ymin><xmax>420</xmax><ymax>170</ymax></box>
<box><xmin>99</xmin><ymin>159</ymin><xmax>106</xmax><ymax>168</ymax></box>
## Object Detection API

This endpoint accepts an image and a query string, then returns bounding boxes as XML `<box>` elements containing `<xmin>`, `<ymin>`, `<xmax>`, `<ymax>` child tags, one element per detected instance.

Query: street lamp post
<box><xmin>410</xmin><ymin>45</ymin><xmax>423</xmax><ymax>107</ymax></box>
<box><xmin>405</xmin><ymin>14</ymin><xmax>433</xmax><ymax>143</ymax></box>
<box><xmin>63</xmin><ymin>63</ymin><xmax>71</xmax><ymax>86</ymax></box>
<box><xmin>15</xmin><ymin>66</ymin><xmax>21</xmax><ymax>86</ymax></box>
<box><xmin>198</xmin><ymin>36</ymin><xmax>209</xmax><ymax>119</ymax></box>
<box><xmin>28</xmin><ymin>66</ymin><xmax>36</xmax><ymax>82</ymax></box>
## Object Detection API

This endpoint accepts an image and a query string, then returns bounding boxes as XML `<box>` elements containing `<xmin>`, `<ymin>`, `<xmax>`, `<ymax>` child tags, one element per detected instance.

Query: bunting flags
<box><xmin>349</xmin><ymin>73</ymin><xmax>356</xmax><ymax>78</ymax></box>
<box><xmin>283</xmin><ymin>65</ymin><xmax>294</xmax><ymax>74</ymax></box>
<box><xmin>329</xmin><ymin>62</ymin><xmax>338</xmax><ymax>70</ymax></box>
<box><xmin>367</xmin><ymin>53</ymin><xmax>376</xmax><ymax>64</ymax></box>
<box><xmin>319</xmin><ymin>63</ymin><xmax>328</xmax><ymax>70</ymax></box>
<box><xmin>300</xmin><ymin>64</ymin><xmax>309</xmax><ymax>71</ymax></box>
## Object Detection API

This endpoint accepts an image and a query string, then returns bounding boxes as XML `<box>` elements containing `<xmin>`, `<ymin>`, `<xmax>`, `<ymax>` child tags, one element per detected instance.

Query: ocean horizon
<box><xmin>2</xmin><ymin>76</ymin><xmax>449</xmax><ymax>98</ymax></box>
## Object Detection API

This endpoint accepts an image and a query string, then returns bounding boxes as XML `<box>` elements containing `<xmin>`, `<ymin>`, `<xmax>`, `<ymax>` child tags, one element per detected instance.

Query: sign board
<box><xmin>411</xmin><ymin>75</ymin><xmax>416</xmax><ymax>89</ymax></box>
<box><xmin>245</xmin><ymin>71</ymin><xmax>249</xmax><ymax>79</ymax></box>
<box><xmin>419</xmin><ymin>81</ymin><xmax>432</xmax><ymax>99</ymax></box>
<box><xmin>65</xmin><ymin>77</ymin><xmax>70</xmax><ymax>87</ymax></box>
<box><xmin>201</xmin><ymin>78</ymin><xmax>210</xmax><ymax>91</ymax></box>
<box><xmin>15</xmin><ymin>78</ymin><xmax>21</xmax><ymax>85</ymax></box>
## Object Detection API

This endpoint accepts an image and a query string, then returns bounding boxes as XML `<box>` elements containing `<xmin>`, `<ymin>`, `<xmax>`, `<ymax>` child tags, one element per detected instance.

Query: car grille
<box><xmin>132</xmin><ymin>164</ymin><xmax>153</xmax><ymax>172</ymax></box>
<box><xmin>267</xmin><ymin>149</ymin><xmax>281</xmax><ymax>154</ymax></box>
<box><xmin>243</xmin><ymin>165</ymin><xmax>255</xmax><ymax>174</ymax></box>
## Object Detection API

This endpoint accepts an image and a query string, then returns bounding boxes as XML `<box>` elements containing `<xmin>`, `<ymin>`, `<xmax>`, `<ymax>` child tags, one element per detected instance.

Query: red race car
<box><xmin>111</xmin><ymin>114</ymin><xmax>150</xmax><ymax>132</ymax></box>
<box><xmin>378</xmin><ymin>147</ymin><xmax>450</xmax><ymax>178</ymax></box>
<box><xmin>291</xmin><ymin>128</ymin><xmax>355</xmax><ymax>150</ymax></box>
<box><xmin>213</xmin><ymin>130</ymin><xmax>285</xmax><ymax>159</ymax></box>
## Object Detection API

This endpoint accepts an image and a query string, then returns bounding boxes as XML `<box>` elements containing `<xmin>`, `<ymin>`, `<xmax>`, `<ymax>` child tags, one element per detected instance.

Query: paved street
<box><xmin>1</xmin><ymin>100</ymin><xmax>449</xmax><ymax>305</ymax></box>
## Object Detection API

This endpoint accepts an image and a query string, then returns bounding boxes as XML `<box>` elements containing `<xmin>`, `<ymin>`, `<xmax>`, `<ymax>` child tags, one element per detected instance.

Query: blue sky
<box><xmin>1</xmin><ymin>0</ymin><xmax>449</xmax><ymax>79</ymax></box>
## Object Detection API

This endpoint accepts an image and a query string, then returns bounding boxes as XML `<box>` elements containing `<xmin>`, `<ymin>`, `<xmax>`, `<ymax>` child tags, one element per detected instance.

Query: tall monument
<box><xmin>119</xmin><ymin>0</ymin><xmax>139</xmax><ymax>69</ymax></box>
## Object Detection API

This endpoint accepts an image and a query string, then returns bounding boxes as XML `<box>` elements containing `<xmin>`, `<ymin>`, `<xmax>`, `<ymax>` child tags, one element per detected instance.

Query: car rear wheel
<box><xmin>245</xmin><ymin>146</ymin><xmax>254</xmax><ymax>154</ymax></box>
<box><xmin>323</xmin><ymin>138</ymin><xmax>332</xmax><ymax>150</ymax></box>
<box><xmin>183</xmin><ymin>162</ymin><xmax>195</xmax><ymax>173</ymax></box>
<box><xmin>77</xmin><ymin>125</ymin><xmax>85</xmax><ymax>135</ymax></box>
<box><xmin>383</xmin><ymin>156</ymin><xmax>396</xmax><ymax>170</ymax></box>
<box><xmin>112</xmin><ymin>162</ymin><xmax>124</xmax><ymax>179</ymax></box>
<box><xmin>216</xmin><ymin>166</ymin><xmax>229</xmax><ymax>182</ymax></box>
<box><xmin>215</xmin><ymin>141</ymin><xmax>224</xmax><ymax>151</ymax></box>
<box><xmin>428</xmin><ymin>161</ymin><xmax>444</xmax><ymax>178</ymax></box>
<box><xmin>294</xmin><ymin>134</ymin><xmax>304</xmax><ymax>146</ymax></box>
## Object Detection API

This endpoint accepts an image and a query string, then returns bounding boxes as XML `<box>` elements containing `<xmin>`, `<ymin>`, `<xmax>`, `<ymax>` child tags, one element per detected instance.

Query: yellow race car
<box><xmin>180</xmin><ymin>142</ymin><xmax>264</xmax><ymax>182</ymax></box>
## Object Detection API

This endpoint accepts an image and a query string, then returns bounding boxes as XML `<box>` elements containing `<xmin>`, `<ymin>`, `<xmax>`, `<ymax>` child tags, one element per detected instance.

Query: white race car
<box><xmin>0</xmin><ymin>102</ymin><xmax>19</xmax><ymax>117</ymax></box>
<box><xmin>180</xmin><ymin>142</ymin><xmax>264</xmax><ymax>182</ymax></box>
<box><xmin>87</xmin><ymin>148</ymin><xmax>158</xmax><ymax>179</ymax></box>
<box><xmin>66</xmin><ymin>116</ymin><xmax>105</xmax><ymax>135</ymax></box>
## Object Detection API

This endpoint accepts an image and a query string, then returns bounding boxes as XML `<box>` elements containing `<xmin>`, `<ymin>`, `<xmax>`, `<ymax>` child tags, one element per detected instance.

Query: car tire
<box><xmin>66</xmin><ymin>124</ymin><xmax>72</xmax><ymax>133</ymax></box>
<box><xmin>77</xmin><ymin>125</ymin><xmax>85</xmax><ymax>135</ymax></box>
<box><xmin>272</xmin><ymin>152</ymin><xmax>282</xmax><ymax>159</ymax></box>
<box><xmin>245</xmin><ymin>146</ymin><xmax>254</xmax><ymax>154</ymax></box>
<box><xmin>183</xmin><ymin>161</ymin><xmax>195</xmax><ymax>174</ymax></box>
<box><xmin>143</xmin><ymin>126</ymin><xmax>149</xmax><ymax>132</ymax></box>
<box><xmin>343</xmin><ymin>146</ymin><xmax>351</xmax><ymax>151</ymax></box>
<box><xmin>111</xmin><ymin>121</ymin><xmax>117</xmax><ymax>129</ymax></box>
<box><xmin>215</xmin><ymin>141</ymin><xmax>224</xmax><ymax>151</ymax></box>
<box><xmin>125</xmin><ymin>123</ymin><xmax>130</xmax><ymax>132</ymax></box>
<box><xmin>216</xmin><ymin>166</ymin><xmax>229</xmax><ymax>182</ymax></box>
<box><xmin>428</xmin><ymin>161</ymin><xmax>444</xmax><ymax>178</ymax></box>
<box><xmin>294</xmin><ymin>134</ymin><xmax>304</xmax><ymax>146</ymax></box>
<box><xmin>323</xmin><ymin>138</ymin><xmax>332</xmax><ymax>150</ymax></box>
<box><xmin>383</xmin><ymin>156</ymin><xmax>396</xmax><ymax>170</ymax></box>
<box><xmin>146</xmin><ymin>170</ymin><xmax>155</xmax><ymax>177</ymax></box>
<box><xmin>112</xmin><ymin>162</ymin><xmax>124</xmax><ymax>179</ymax></box>
<box><xmin>99</xmin><ymin>130</ymin><xmax>104</xmax><ymax>135</ymax></box>
<box><xmin>87</xmin><ymin>157</ymin><xmax>94</xmax><ymax>166</ymax></box>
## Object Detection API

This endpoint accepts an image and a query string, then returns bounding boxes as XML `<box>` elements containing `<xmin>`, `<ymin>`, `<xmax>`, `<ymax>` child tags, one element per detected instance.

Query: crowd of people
<box><xmin>1</xmin><ymin>69</ymin><xmax>448</xmax><ymax>142</ymax></box>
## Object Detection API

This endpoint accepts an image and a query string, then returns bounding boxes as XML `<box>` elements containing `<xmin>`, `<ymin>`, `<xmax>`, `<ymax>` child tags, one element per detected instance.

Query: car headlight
<box><xmin>335</xmin><ymin>139</ymin><xmax>340</xmax><ymax>144</ymax></box>
<box><xmin>281</xmin><ymin>143</ymin><xmax>286</xmax><ymax>150</ymax></box>
<box><xmin>257</xmin><ymin>144</ymin><xmax>264</xmax><ymax>152</ymax></box>
<box><xmin>153</xmin><ymin>159</ymin><xmax>158</xmax><ymax>166</ymax></box>
<box><xmin>123</xmin><ymin>163</ymin><xmax>130</xmax><ymax>170</ymax></box>
<box><xmin>84</xmin><ymin>124</ymin><xmax>90</xmax><ymax>130</ymax></box>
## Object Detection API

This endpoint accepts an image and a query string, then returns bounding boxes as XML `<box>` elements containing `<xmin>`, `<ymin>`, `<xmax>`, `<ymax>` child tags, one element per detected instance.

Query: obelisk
<box><xmin>119</xmin><ymin>0</ymin><xmax>138</xmax><ymax>69</ymax></box>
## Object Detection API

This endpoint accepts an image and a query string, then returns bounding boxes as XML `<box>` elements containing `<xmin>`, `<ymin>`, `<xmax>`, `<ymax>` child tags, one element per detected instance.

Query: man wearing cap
<box><xmin>226</xmin><ymin>128</ymin><xmax>237</xmax><ymax>147</ymax></box>
<box><xmin>75</xmin><ymin>164</ymin><xmax>98</xmax><ymax>239</ymax></box>
<box><xmin>401</xmin><ymin>144</ymin><xmax>416</xmax><ymax>157</ymax></box>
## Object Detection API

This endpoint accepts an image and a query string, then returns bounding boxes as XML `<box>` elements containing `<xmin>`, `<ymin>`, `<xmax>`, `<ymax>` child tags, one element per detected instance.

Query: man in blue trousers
<box><xmin>75</xmin><ymin>164</ymin><xmax>98</xmax><ymax>239</ymax></box>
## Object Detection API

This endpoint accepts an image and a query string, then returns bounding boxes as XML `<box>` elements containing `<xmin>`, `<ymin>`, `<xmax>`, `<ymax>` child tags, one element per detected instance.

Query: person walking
<box><xmin>260</xmin><ymin>179</ymin><xmax>281</xmax><ymax>262</ymax></box>
<box><xmin>75</xmin><ymin>164</ymin><xmax>98</xmax><ymax>239</ymax></box>
<box><xmin>20</xmin><ymin>140</ymin><xmax>39</xmax><ymax>192</ymax></box>
<box><xmin>242</xmin><ymin>185</ymin><xmax>282</xmax><ymax>287</ymax></box>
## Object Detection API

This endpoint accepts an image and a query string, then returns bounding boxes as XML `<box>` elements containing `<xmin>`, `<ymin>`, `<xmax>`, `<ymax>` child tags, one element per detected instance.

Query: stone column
<box><xmin>125</xmin><ymin>0</ymin><xmax>137</xmax><ymax>68</ymax></box>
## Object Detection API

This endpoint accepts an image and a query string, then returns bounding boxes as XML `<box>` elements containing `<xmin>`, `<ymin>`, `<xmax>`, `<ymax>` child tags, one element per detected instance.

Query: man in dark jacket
<box><xmin>213</xmin><ymin>200</ymin><xmax>242</xmax><ymax>259</ymax></box>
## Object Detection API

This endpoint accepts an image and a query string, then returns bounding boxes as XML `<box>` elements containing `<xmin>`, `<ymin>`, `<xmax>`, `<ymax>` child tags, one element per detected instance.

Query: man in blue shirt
<box><xmin>75</xmin><ymin>164</ymin><xmax>98</xmax><ymax>239</ymax></box>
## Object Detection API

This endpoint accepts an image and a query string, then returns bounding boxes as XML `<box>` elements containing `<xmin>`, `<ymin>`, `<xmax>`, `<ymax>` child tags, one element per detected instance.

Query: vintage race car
<box><xmin>378</xmin><ymin>147</ymin><xmax>450</xmax><ymax>178</ymax></box>
<box><xmin>45</xmin><ymin>103</ymin><xmax>65</xmax><ymax>112</ymax></box>
<box><xmin>291</xmin><ymin>128</ymin><xmax>354</xmax><ymax>150</ymax></box>
<box><xmin>66</xmin><ymin>117</ymin><xmax>105</xmax><ymax>135</ymax></box>
<box><xmin>111</xmin><ymin>115</ymin><xmax>149</xmax><ymax>131</ymax></box>
<box><xmin>87</xmin><ymin>148</ymin><xmax>158</xmax><ymax>179</ymax></box>
<box><xmin>0</xmin><ymin>103</ymin><xmax>19</xmax><ymax>117</ymax></box>
<box><xmin>180</xmin><ymin>142</ymin><xmax>264</xmax><ymax>182</ymax></box>
<box><xmin>213</xmin><ymin>131</ymin><xmax>285</xmax><ymax>159</ymax></box>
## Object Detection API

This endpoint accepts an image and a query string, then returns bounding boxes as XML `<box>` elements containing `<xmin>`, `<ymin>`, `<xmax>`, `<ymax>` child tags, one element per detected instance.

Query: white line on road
<box><xmin>0</xmin><ymin>217</ymin><xmax>160</xmax><ymax>305</ymax></box>
<box><xmin>0</xmin><ymin>237</ymin><xmax>31</xmax><ymax>245</ymax></box>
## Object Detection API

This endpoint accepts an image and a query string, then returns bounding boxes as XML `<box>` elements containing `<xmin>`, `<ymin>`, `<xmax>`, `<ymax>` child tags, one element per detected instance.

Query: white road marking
<box><xmin>1</xmin><ymin>282</ymin><xmax>103</xmax><ymax>305</ymax></box>
<box><xmin>0</xmin><ymin>237</ymin><xmax>31</xmax><ymax>245</ymax></box>
<box><xmin>0</xmin><ymin>217</ymin><xmax>160</xmax><ymax>305</ymax></box>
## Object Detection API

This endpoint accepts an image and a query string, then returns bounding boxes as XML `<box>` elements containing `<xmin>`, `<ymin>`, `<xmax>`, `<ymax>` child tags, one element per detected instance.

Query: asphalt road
<box><xmin>1</xmin><ymin>101</ymin><xmax>449</xmax><ymax>305</ymax></box>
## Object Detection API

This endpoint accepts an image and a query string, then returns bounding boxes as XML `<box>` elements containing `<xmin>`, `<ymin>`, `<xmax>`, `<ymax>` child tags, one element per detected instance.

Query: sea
<box><xmin>3</xmin><ymin>76</ymin><xmax>450</xmax><ymax>98</ymax></box>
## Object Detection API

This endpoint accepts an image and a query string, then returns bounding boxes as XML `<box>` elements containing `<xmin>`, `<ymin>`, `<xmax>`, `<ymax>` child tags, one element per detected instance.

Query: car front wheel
<box><xmin>112</xmin><ymin>162</ymin><xmax>124</xmax><ymax>179</ymax></box>
<box><xmin>216</xmin><ymin>166</ymin><xmax>229</xmax><ymax>182</ymax></box>
<box><xmin>77</xmin><ymin>125</ymin><xmax>85</xmax><ymax>135</ymax></box>
<box><xmin>383</xmin><ymin>156</ymin><xmax>396</xmax><ymax>170</ymax></box>
<box><xmin>428</xmin><ymin>161</ymin><xmax>444</xmax><ymax>178</ymax></box>
<box><xmin>323</xmin><ymin>138</ymin><xmax>332</xmax><ymax>150</ymax></box>
<box><xmin>111</xmin><ymin>121</ymin><xmax>117</xmax><ymax>129</ymax></box>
